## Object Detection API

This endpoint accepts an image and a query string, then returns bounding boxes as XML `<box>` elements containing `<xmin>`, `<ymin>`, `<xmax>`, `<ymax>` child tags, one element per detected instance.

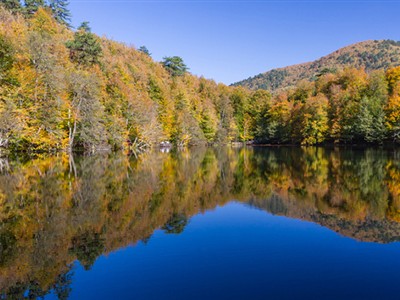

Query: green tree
<box><xmin>66</xmin><ymin>22</ymin><xmax>102</xmax><ymax>66</ymax></box>
<box><xmin>1</xmin><ymin>0</ymin><xmax>22</xmax><ymax>14</ymax></box>
<box><xmin>138</xmin><ymin>45</ymin><xmax>151</xmax><ymax>56</ymax></box>
<box><xmin>385</xmin><ymin>67</ymin><xmax>400</xmax><ymax>141</ymax></box>
<box><xmin>230</xmin><ymin>87</ymin><xmax>251</xmax><ymax>141</ymax></box>
<box><xmin>49</xmin><ymin>0</ymin><xmax>71</xmax><ymax>27</ymax></box>
<box><xmin>200</xmin><ymin>110</ymin><xmax>216</xmax><ymax>142</ymax></box>
<box><xmin>215</xmin><ymin>91</ymin><xmax>235</xmax><ymax>143</ymax></box>
<box><xmin>78</xmin><ymin>21</ymin><xmax>90</xmax><ymax>32</ymax></box>
<box><xmin>355</xmin><ymin>72</ymin><xmax>387</xmax><ymax>143</ymax></box>
<box><xmin>24</xmin><ymin>0</ymin><xmax>45</xmax><ymax>15</ymax></box>
<box><xmin>332</xmin><ymin>68</ymin><xmax>368</xmax><ymax>142</ymax></box>
<box><xmin>0</xmin><ymin>35</ymin><xmax>15</xmax><ymax>84</ymax></box>
<box><xmin>267</xmin><ymin>96</ymin><xmax>292</xmax><ymax>143</ymax></box>
<box><xmin>248</xmin><ymin>89</ymin><xmax>272</xmax><ymax>141</ymax></box>
<box><xmin>162</xmin><ymin>213</ymin><xmax>188</xmax><ymax>234</ymax></box>
<box><xmin>161</xmin><ymin>56</ymin><xmax>188</xmax><ymax>77</ymax></box>
<box><xmin>70</xmin><ymin>231</ymin><xmax>105</xmax><ymax>270</ymax></box>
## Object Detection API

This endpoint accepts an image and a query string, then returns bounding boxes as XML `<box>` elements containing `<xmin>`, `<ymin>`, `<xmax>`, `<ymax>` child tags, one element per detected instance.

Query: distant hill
<box><xmin>232</xmin><ymin>40</ymin><xmax>400</xmax><ymax>92</ymax></box>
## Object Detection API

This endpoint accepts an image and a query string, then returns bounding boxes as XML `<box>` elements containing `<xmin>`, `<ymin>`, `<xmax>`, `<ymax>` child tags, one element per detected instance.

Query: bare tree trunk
<box><xmin>69</xmin><ymin>152</ymin><xmax>77</xmax><ymax>177</ymax></box>
<box><xmin>34</xmin><ymin>69</ymin><xmax>39</xmax><ymax>102</ymax></box>
<box><xmin>69</xmin><ymin>118</ymin><xmax>77</xmax><ymax>151</ymax></box>
<box><xmin>68</xmin><ymin>97</ymin><xmax>82</xmax><ymax>151</ymax></box>
<box><xmin>68</xmin><ymin>108</ymin><xmax>72</xmax><ymax>151</ymax></box>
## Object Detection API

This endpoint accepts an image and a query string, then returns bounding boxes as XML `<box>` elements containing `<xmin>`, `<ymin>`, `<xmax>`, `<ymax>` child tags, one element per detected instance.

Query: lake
<box><xmin>1</xmin><ymin>146</ymin><xmax>400</xmax><ymax>299</ymax></box>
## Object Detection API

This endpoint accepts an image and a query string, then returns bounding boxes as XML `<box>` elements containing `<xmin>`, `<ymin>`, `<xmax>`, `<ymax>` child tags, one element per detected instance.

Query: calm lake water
<box><xmin>2</xmin><ymin>146</ymin><xmax>400</xmax><ymax>299</ymax></box>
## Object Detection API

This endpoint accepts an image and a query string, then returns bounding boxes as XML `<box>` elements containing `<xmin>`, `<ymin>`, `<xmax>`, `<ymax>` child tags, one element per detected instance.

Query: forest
<box><xmin>1</xmin><ymin>1</ymin><xmax>400</xmax><ymax>153</ymax></box>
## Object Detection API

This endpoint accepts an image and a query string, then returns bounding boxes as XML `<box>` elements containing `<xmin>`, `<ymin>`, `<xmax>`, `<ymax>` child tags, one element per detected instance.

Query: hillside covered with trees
<box><xmin>233</xmin><ymin>40</ymin><xmax>400</xmax><ymax>92</ymax></box>
<box><xmin>0</xmin><ymin>1</ymin><xmax>256</xmax><ymax>153</ymax></box>
<box><xmin>1</xmin><ymin>2</ymin><xmax>400</xmax><ymax>150</ymax></box>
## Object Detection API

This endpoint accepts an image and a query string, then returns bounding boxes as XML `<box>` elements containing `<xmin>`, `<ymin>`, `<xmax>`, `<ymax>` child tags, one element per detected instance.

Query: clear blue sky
<box><xmin>69</xmin><ymin>0</ymin><xmax>400</xmax><ymax>84</ymax></box>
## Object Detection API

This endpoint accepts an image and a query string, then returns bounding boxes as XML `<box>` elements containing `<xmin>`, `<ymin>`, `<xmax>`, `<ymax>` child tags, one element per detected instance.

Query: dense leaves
<box><xmin>0</xmin><ymin>35</ymin><xmax>14</xmax><ymax>83</ymax></box>
<box><xmin>162</xmin><ymin>56</ymin><xmax>188</xmax><ymax>77</ymax></box>
<box><xmin>66</xmin><ymin>22</ymin><xmax>102</xmax><ymax>66</ymax></box>
<box><xmin>0</xmin><ymin>0</ymin><xmax>22</xmax><ymax>14</ymax></box>
<box><xmin>0</xmin><ymin>7</ymin><xmax>254</xmax><ymax>152</ymax></box>
<box><xmin>250</xmin><ymin>68</ymin><xmax>400</xmax><ymax>145</ymax></box>
<box><xmin>48</xmin><ymin>0</ymin><xmax>71</xmax><ymax>27</ymax></box>
<box><xmin>24</xmin><ymin>0</ymin><xmax>45</xmax><ymax>15</ymax></box>
<box><xmin>3</xmin><ymin>0</ymin><xmax>72</xmax><ymax>23</ymax></box>
<box><xmin>1</xmin><ymin>6</ymin><xmax>400</xmax><ymax>154</ymax></box>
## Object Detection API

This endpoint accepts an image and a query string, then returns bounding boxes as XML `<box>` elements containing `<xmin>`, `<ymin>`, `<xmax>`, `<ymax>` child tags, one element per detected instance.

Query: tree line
<box><xmin>248</xmin><ymin>67</ymin><xmax>400</xmax><ymax>145</ymax></box>
<box><xmin>1</xmin><ymin>3</ymin><xmax>400</xmax><ymax>154</ymax></box>
<box><xmin>2</xmin><ymin>0</ymin><xmax>72</xmax><ymax>26</ymax></box>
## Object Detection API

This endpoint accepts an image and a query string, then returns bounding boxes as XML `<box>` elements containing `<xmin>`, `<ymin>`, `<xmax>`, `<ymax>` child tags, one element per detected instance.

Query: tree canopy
<box><xmin>24</xmin><ymin>0</ymin><xmax>45</xmax><ymax>15</ymax></box>
<box><xmin>161</xmin><ymin>56</ymin><xmax>189</xmax><ymax>77</ymax></box>
<box><xmin>138</xmin><ymin>45</ymin><xmax>151</xmax><ymax>56</ymax></box>
<box><xmin>49</xmin><ymin>0</ymin><xmax>71</xmax><ymax>27</ymax></box>
<box><xmin>0</xmin><ymin>0</ymin><xmax>22</xmax><ymax>14</ymax></box>
<box><xmin>66</xmin><ymin>21</ymin><xmax>102</xmax><ymax>66</ymax></box>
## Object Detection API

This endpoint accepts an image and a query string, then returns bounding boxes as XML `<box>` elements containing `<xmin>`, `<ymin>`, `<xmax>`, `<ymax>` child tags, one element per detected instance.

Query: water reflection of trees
<box><xmin>1</xmin><ymin>146</ymin><xmax>400</xmax><ymax>297</ymax></box>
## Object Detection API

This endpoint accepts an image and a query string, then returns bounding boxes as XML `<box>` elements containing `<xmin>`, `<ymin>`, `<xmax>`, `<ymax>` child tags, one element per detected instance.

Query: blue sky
<box><xmin>69</xmin><ymin>0</ymin><xmax>400</xmax><ymax>84</ymax></box>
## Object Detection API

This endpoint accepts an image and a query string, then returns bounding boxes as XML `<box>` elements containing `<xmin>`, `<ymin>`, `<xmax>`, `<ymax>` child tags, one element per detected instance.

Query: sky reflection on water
<box><xmin>2</xmin><ymin>146</ymin><xmax>400</xmax><ymax>299</ymax></box>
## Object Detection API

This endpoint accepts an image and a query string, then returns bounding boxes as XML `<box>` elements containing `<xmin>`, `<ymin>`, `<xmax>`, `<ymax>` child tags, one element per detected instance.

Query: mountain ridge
<box><xmin>233</xmin><ymin>39</ymin><xmax>400</xmax><ymax>92</ymax></box>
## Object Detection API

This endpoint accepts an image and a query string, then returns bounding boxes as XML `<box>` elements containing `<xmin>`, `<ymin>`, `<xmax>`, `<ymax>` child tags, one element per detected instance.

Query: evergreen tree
<box><xmin>49</xmin><ymin>0</ymin><xmax>71</xmax><ymax>27</ymax></box>
<box><xmin>78</xmin><ymin>21</ymin><xmax>91</xmax><ymax>32</ymax></box>
<box><xmin>66</xmin><ymin>22</ymin><xmax>102</xmax><ymax>66</ymax></box>
<box><xmin>162</xmin><ymin>214</ymin><xmax>188</xmax><ymax>234</ymax></box>
<box><xmin>1</xmin><ymin>0</ymin><xmax>22</xmax><ymax>14</ymax></box>
<box><xmin>161</xmin><ymin>56</ymin><xmax>188</xmax><ymax>77</ymax></box>
<box><xmin>0</xmin><ymin>35</ymin><xmax>14</xmax><ymax>82</ymax></box>
<box><xmin>24</xmin><ymin>0</ymin><xmax>45</xmax><ymax>15</ymax></box>
<box><xmin>138</xmin><ymin>45</ymin><xmax>151</xmax><ymax>56</ymax></box>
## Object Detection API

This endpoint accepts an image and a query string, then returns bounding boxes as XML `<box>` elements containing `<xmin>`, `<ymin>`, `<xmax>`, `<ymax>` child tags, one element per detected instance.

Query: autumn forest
<box><xmin>1</xmin><ymin>1</ymin><xmax>400</xmax><ymax>154</ymax></box>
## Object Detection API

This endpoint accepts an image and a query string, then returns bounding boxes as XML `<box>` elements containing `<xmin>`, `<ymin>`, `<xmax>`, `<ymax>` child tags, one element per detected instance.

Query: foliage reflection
<box><xmin>1</xmin><ymin>146</ymin><xmax>400</xmax><ymax>297</ymax></box>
